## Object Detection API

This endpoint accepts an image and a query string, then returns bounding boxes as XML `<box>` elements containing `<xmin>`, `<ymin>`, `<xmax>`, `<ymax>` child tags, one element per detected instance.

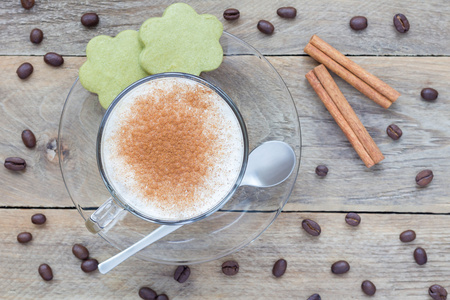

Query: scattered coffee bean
<box><xmin>21</xmin><ymin>0</ymin><xmax>34</xmax><ymax>9</ymax></box>
<box><xmin>174</xmin><ymin>265</ymin><xmax>190</xmax><ymax>283</ymax></box>
<box><xmin>302</xmin><ymin>219</ymin><xmax>321</xmax><ymax>236</ymax></box>
<box><xmin>345</xmin><ymin>212</ymin><xmax>361</xmax><ymax>226</ymax></box>
<box><xmin>387</xmin><ymin>124</ymin><xmax>403</xmax><ymax>140</ymax></box>
<box><xmin>38</xmin><ymin>264</ymin><xmax>53</xmax><ymax>281</ymax></box>
<box><xmin>223</xmin><ymin>8</ymin><xmax>240</xmax><ymax>20</ymax></box>
<box><xmin>350</xmin><ymin>16</ymin><xmax>368</xmax><ymax>30</ymax></box>
<box><xmin>222</xmin><ymin>260</ymin><xmax>239</xmax><ymax>276</ymax></box>
<box><xmin>17</xmin><ymin>232</ymin><xmax>33</xmax><ymax>243</ymax></box>
<box><xmin>72</xmin><ymin>244</ymin><xmax>90</xmax><ymax>260</ymax></box>
<box><xmin>415</xmin><ymin>169</ymin><xmax>433</xmax><ymax>187</ymax></box>
<box><xmin>81</xmin><ymin>258</ymin><xmax>99</xmax><ymax>272</ymax></box>
<box><xmin>16</xmin><ymin>63</ymin><xmax>33</xmax><ymax>79</ymax></box>
<box><xmin>272</xmin><ymin>259</ymin><xmax>287</xmax><ymax>277</ymax></box>
<box><xmin>4</xmin><ymin>157</ymin><xmax>26</xmax><ymax>171</ymax></box>
<box><xmin>22</xmin><ymin>129</ymin><xmax>37</xmax><ymax>148</ymax></box>
<box><xmin>421</xmin><ymin>88</ymin><xmax>438</xmax><ymax>101</ymax></box>
<box><xmin>399</xmin><ymin>230</ymin><xmax>416</xmax><ymax>243</ymax></box>
<box><xmin>81</xmin><ymin>13</ymin><xmax>100</xmax><ymax>27</ymax></box>
<box><xmin>315</xmin><ymin>165</ymin><xmax>328</xmax><ymax>177</ymax></box>
<box><xmin>257</xmin><ymin>20</ymin><xmax>274</xmax><ymax>35</ymax></box>
<box><xmin>31</xmin><ymin>213</ymin><xmax>46</xmax><ymax>225</ymax></box>
<box><xmin>361</xmin><ymin>280</ymin><xmax>376</xmax><ymax>296</ymax></box>
<box><xmin>277</xmin><ymin>7</ymin><xmax>297</xmax><ymax>19</ymax></box>
<box><xmin>429</xmin><ymin>284</ymin><xmax>448</xmax><ymax>300</ymax></box>
<box><xmin>414</xmin><ymin>247</ymin><xmax>427</xmax><ymax>265</ymax></box>
<box><xmin>30</xmin><ymin>28</ymin><xmax>43</xmax><ymax>44</ymax></box>
<box><xmin>307</xmin><ymin>294</ymin><xmax>321</xmax><ymax>300</ymax></box>
<box><xmin>139</xmin><ymin>287</ymin><xmax>157</xmax><ymax>300</ymax></box>
<box><xmin>44</xmin><ymin>52</ymin><xmax>64</xmax><ymax>67</ymax></box>
<box><xmin>393</xmin><ymin>13</ymin><xmax>410</xmax><ymax>33</ymax></box>
<box><xmin>156</xmin><ymin>295</ymin><xmax>169</xmax><ymax>300</ymax></box>
<box><xmin>331</xmin><ymin>260</ymin><xmax>350</xmax><ymax>274</ymax></box>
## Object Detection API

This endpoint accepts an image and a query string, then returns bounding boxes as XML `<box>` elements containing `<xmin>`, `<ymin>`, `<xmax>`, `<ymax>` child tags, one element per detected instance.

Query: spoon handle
<box><xmin>98</xmin><ymin>224</ymin><xmax>183</xmax><ymax>274</ymax></box>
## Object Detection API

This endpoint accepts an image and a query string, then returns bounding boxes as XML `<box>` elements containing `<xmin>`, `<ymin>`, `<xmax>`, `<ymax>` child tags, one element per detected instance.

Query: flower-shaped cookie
<box><xmin>139</xmin><ymin>3</ymin><xmax>223</xmax><ymax>76</ymax></box>
<box><xmin>79</xmin><ymin>30</ymin><xmax>149</xmax><ymax>108</ymax></box>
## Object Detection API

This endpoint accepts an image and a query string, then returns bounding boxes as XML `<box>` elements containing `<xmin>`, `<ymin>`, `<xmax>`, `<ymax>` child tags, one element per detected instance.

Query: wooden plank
<box><xmin>1</xmin><ymin>209</ymin><xmax>449</xmax><ymax>299</ymax></box>
<box><xmin>0</xmin><ymin>0</ymin><xmax>449</xmax><ymax>56</ymax></box>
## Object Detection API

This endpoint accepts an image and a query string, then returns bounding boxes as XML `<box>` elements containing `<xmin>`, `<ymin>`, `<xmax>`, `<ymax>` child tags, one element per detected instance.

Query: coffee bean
<box><xmin>414</xmin><ymin>247</ymin><xmax>427</xmax><ymax>265</ymax></box>
<box><xmin>156</xmin><ymin>295</ymin><xmax>169</xmax><ymax>300</ymax></box>
<box><xmin>361</xmin><ymin>280</ymin><xmax>376</xmax><ymax>296</ymax></box>
<box><xmin>387</xmin><ymin>124</ymin><xmax>403</xmax><ymax>140</ymax></box>
<box><xmin>350</xmin><ymin>16</ymin><xmax>368</xmax><ymax>30</ymax></box>
<box><xmin>399</xmin><ymin>230</ymin><xmax>416</xmax><ymax>243</ymax></box>
<box><xmin>257</xmin><ymin>20</ymin><xmax>274</xmax><ymax>35</ymax></box>
<box><xmin>38</xmin><ymin>264</ymin><xmax>53</xmax><ymax>281</ymax></box>
<box><xmin>393</xmin><ymin>13</ymin><xmax>410</xmax><ymax>33</ymax></box>
<box><xmin>315</xmin><ymin>165</ymin><xmax>328</xmax><ymax>177</ymax></box>
<box><xmin>223</xmin><ymin>8</ymin><xmax>240</xmax><ymax>20</ymax></box>
<box><xmin>429</xmin><ymin>284</ymin><xmax>448</xmax><ymax>300</ymax></box>
<box><xmin>4</xmin><ymin>157</ymin><xmax>26</xmax><ymax>171</ymax></box>
<box><xmin>22</xmin><ymin>129</ymin><xmax>37</xmax><ymax>148</ymax></box>
<box><xmin>345</xmin><ymin>212</ymin><xmax>361</xmax><ymax>226</ymax></box>
<box><xmin>72</xmin><ymin>244</ymin><xmax>90</xmax><ymax>260</ymax></box>
<box><xmin>272</xmin><ymin>258</ymin><xmax>287</xmax><ymax>277</ymax></box>
<box><xmin>30</xmin><ymin>28</ymin><xmax>43</xmax><ymax>44</ymax></box>
<box><xmin>415</xmin><ymin>169</ymin><xmax>433</xmax><ymax>187</ymax></box>
<box><xmin>302</xmin><ymin>219</ymin><xmax>321</xmax><ymax>236</ymax></box>
<box><xmin>21</xmin><ymin>0</ymin><xmax>35</xmax><ymax>9</ymax></box>
<box><xmin>16</xmin><ymin>63</ymin><xmax>33</xmax><ymax>79</ymax></box>
<box><xmin>31</xmin><ymin>213</ymin><xmax>46</xmax><ymax>225</ymax></box>
<box><xmin>331</xmin><ymin>260</ymin><xmax>350</xmax><ymax>274</ymax></box>
<box><xmin>421</xmin><ymin>88</ymin><xmax>438</xmax><ymax>101</ymax></box>
<box><xmin>139</xmin><ymin>287</ymin><xmax>157</xmax><ymax>300</ymax></box>
<box><xmin>307</xmin><ymin>294</ymin><xmax>321</xmax><ymax>300</ymax></box>
<box><xmin>44</xmin><ymin>52</ymin><xmax>64</xmax><ymax>67</ymax></box>
<box><xmin>81</xmin><ymin>258</ymin><xmax>99</xmax><ymax>272</ymax></box>
<box><xmin>17</xmin><ymin>232</ymin><xmax>33</xmax><ymax>243</ymax></box>
<box><xmin>174</xmin><ymin>265</ymin><xmax>190</xmax><ymax>283</ymax></box>
<box><xmin>222</xmin><ymin>260</ymin><xmax>239</xmax><ymax>276</ymax></box>
<box><xmin>81</xmin><ymin>13</ymin><xmax>99</xmax><ymax>27</ymax></box>
<box><xmin>277</xmin><ymin>7</ymin><xmax>297</xmax><ymax>19</ymax></box>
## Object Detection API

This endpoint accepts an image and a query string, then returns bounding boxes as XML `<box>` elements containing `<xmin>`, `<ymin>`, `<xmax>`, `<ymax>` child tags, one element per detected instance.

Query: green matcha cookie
<box><xmin>139</xmin><ymin>3</ymin><xmax>223</xmax><ymax>76</ymax></box>
<box><xmin>79</xmin><ymin>30</ymin><xmax>149</xmax><ymax>109</ymax></box>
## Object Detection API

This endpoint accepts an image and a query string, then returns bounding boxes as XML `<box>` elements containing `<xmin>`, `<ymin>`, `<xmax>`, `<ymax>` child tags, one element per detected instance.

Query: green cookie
<box><xmin>79</xmin><ymin>30</ymin><xmax>149</xmax><ymax>109</ymax></box>
<box><xmin>139</xmin><ymin>3</ymin><xmax>223</xmax><ymax>76</ymax></box>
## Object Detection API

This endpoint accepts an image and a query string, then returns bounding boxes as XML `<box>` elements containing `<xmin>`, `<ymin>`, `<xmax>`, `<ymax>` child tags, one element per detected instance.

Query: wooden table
<box><xmin>1</xmin><ymin>1</ymin><xmax>449</xmax><ymax>299</ymax></box>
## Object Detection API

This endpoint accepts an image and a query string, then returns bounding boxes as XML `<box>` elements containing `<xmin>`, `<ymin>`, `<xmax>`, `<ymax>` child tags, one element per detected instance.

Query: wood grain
<box><xmin>0</xmin><ymin>0</ymin><xmax>449</xmax><ymax>56</ymax></box>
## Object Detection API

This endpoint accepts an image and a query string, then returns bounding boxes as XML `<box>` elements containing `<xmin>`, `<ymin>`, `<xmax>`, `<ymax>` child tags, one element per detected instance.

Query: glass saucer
<box><xmin>58</xmin><ymin>32</ymin><xmax>301</xmax><ymax>265</ymax></box>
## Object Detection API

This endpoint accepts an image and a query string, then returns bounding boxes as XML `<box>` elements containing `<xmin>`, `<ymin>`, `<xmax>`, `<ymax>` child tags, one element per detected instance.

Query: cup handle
<box><xmin>85</xmin><ymin>198</ymin><xmax>125</xmax><ymax>234</ymax></box>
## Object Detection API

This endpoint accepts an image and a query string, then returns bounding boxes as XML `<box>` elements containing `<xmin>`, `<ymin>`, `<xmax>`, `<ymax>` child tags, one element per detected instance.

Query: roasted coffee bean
<box><xmin>393</xmin><ymin>13</ymin><xmax>410</xmax><ymax>33</ymax></box>
<box><xmin>331</xmin><ymin>260</ymin><xmax>350</xmax><ymax>274</ymax></box>
<box><xmin>307</xmin><ymin>294</ymin><xmax>321</xmax><ymax>300</ymax></box>
<box><xmin>222</xmin><ymin>260</ymin><xmax>239</xmax><ymax>276</ymax></box>
<box><xmin>429</xmin><ymin>284</ymin><xmax>448</xmax><ymax>300</ymax></box>
<box><xmin>38</xmin><ymin>264</ymin><xmax>53</xmax><ymax>281</ymax></box>
<box><xmin>4</xmin><ymin>157</ymin><xmax>26</xmax><ymax>171</ymax></box>
<box><xmin>257</xmin><ymin>20</ymin><xmax>274</xmax><ymax>35</ymax></box>
<box><xmin>414</xmin><ymin>247</ymin><xmax>427</xmax><ymax>265</ymax></box>
<box><xmin>21</xmin><ymin>0</ymin><xmax>35</xmax><ymax>9</ymax></box>
<box><xmin>30</xmin><ymin>28</ymin><xmax>43</xmax><ymax>44</ymax></box>
<box><xmin>31</xmin><ymin>213</ymin><xmax>46</xmax><ymax>225</ymax></box>
<box><xmin>16</xmin><ymin>63</ymin><xmax>33</xmax><ymax>79</ymax></box>
<box><xmin>174</xmin><ymin>265</ymin><xmax>190</xmax><ymax>283</ymax></box>
<box><xmin>421</xmin><ymin>88</ymin><xmax>439</xmax><ymax>101</ymax></box>
<box><xmin>415</xmin><ymin>169</ymin><xmax>433</xmax><ymax>187</ymax></box>
<box><xmin>350</xmin><ymin>16</ymin><xmax>368</xmax><ymax>30</ymax></box>
<box><xmin>345</xmin><ymin>212</ymin><xmax>361</xmax><ymax>226</ymax></box>
<box><xmin>139</xmin><ymin>287</ymin><xmax>157</xmax><ymax>300</ymax></box>
<box><xmin>72</xmin><ymin>244</ymin><xmax>89</xmax><ymax>260</ymax></box>
<box><xmin>361</xmin><ymin>280</ymin><xmax>376</xmax><ymax>296</ymax></box>
<box><xmin>387</xmin><ymin>124</ymin><xmax>403</xmax><ymax>140</ymax></box>
<box><xmin>277</xmin><ymin>7</ymin><xmax>297</xmax><ymax>19</ymax></box>
<box><xmin>399</xmin><ymin>230</ymin><xmax>416</xmax><ymax>243</ymax></box>
<box><xmin>272</xmin><ymin>259</ymin><xmax>287</xmax><ymax>277</ymax></box>
<box><xmin>81</xmin><ymin>13</ymin><xmax>99</xmax><ymax>27</ymax></box>
<box><xmin>22</xmin><ymin>129</ymin><xmax>37</xmax><ymax>148</ymax></box>
<box><xmin>156</xmin><ymin>295</ymin><xmax>169</xmax><ymax>300</ymax></box>
<box><xmin>44</xmin><ymin>52</ymin><xmax>64</xmax><ymax>67</ymax></box>
<box><xmin>223</xmin><ymin>8</ymin><xmax>240</xmax><ymax>20</ymax></box>
<box><xmin>17</xmin><ymin>232</ymin><xmax>33</xmax><ymax>243</ymax></box>
<box><xmin>315</xmin><ymin>165</ymin><xmax>328</xmax><ymax>177</ymax></box>
<box><xmin>302</xmin><ymin>219</ymin><xmax>321</xmax><ymax>236</ymax></box>
<box><xmin>81</xmin><ymin>258</ymin><xmax>99</xmax><ymax>272</ymax></box>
